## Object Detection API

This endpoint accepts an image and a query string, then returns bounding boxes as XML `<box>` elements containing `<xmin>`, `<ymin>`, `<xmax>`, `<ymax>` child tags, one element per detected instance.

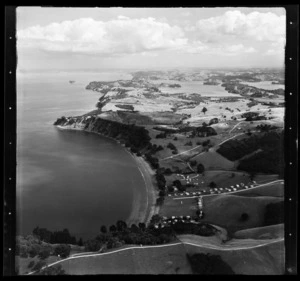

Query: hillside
<box><xmin>202</xmin><ymin>194</ymin><xmax>283</xmax><ymax>233</ymax></box>
<box><xmin>233</xmin><ymin>224</ymin><xmax>284</xmax><ymax>240</ymax></box>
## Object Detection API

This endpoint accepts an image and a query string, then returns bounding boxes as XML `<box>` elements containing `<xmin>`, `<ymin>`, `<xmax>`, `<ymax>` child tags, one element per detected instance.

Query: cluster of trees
<box><xmin>190</xmin><ymin>127</ymin><xmax>217</xmax><ymax>138</ymax></box>
<box><xmin>217</xmin><ymin>130</ymin><xmax>283</xmax><ymax>168</ymax></box>
<box><xmin>145</xmin><ymin>153</ymin><xmax>159</xmax><ymax>169</ymax></box>
<box><xmin>34</xmin><ymin>264</ymin><xmax>66</xmax><ymax>275</ymax></box>
<box><xmin>84</xmin><ymin>220</ymin><xmax>177</xmax><ymax>252</ymax></box>
<box><xmin>32</xmin><ymin>227</ymin><xmax>78</xmax><ymax>245</ymax></box>
<box><xmin>114</xmin><ymin>104</ymin><xmax>134</xmax><ymax>111</ymax></box>
<box><xmin>156</xmin><ymin>132</ymin><xmax>167</xmax><ymax>139</ymax></box>
<box><xmin>209</xmin><ymin>118</ymin><xmax>219</xmax><ymax>125</ymax></box>
<box><xmin>172</xmin><ymin>222</ymin><xmax>217</xmax><ymax>236</ymax></box>
<box><xmin>16</xmin><ymin>234</ymin><xmax>71</xmax><ymax>260</ymax></box>
<box><xmin>85</xmin><ymin>117</ymin><xmax>152</xmax><ymax>154</ymax></box>
<box><xmin>167</xmin><ymin>142</ymin><xmax>178</xmax><ymax>154</ymax></box>
<box><xmin>173</xmin><ymin>179</ymin><xmax>186</xmax><ymax>192</ymax></box>
<box><xmin>256</xmin><ymin>124</ymin><xmax>277</xmax><ymax>132</ymax></box>
<box><xmin>241</xmin><ymin>112</ymin><xmax>267</xmax><ymax>121</ymax></box>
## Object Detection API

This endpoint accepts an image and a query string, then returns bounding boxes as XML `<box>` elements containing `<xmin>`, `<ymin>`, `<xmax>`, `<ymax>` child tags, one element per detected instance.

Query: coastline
<box><xmin>56</xmin><ymin>124</ymin><xmax>159</xmax><ymax>226</ymax></box>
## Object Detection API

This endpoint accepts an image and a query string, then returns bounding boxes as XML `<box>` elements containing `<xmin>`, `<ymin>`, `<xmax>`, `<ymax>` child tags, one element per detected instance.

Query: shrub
<box><xmin>28</xmin><ymin>261</ymin><xmax>35</xmax><ymax>269</ymax></box>
<box><xmin>84</xmin><ymin>239</ymin><xmax>102</xmax><ymax>252</ymax></box>
<box><xmin>164</xmin><ymin>168</ymin><xmax>172</xmax><ymax>175</ymax></box>
<box><xmin>240</xmin><ymin>213</ymin><xmax>249</xmax><ymax>222</ymax></box>
<box><xmin>32</xmin><ymin>261</ymin><xmax>47</xmax><ymax>272</ymax></box>
<box><xmin>37</xmin><ymin>264</ymin><xmax>66</xmax><ymax>275</ymax></box>
<box><xmin>54</xmin><ymin>244</ymin><xmax>71</xmax><ymax>258</ymax></box>
<box><xmin>197</xmin><ymin>163</ymin><xmax>205</xmax><ymax>174</ymax></box>
<box><xmin>38</xmin><ymin>248</ymin><xmax>51</xmax><ymax>260</ymax></box>
<box><xmin>156</xmin><ymin>197</ymin><xmax>165</xmax><ymax>205</ymax></box>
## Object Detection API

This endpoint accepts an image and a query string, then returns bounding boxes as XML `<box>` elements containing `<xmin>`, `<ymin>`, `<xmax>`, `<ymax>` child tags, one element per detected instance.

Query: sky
<box><xmin>16</xmin><ymin>7</ymin><xmax>286</xmax><ymax>71</ymax></box>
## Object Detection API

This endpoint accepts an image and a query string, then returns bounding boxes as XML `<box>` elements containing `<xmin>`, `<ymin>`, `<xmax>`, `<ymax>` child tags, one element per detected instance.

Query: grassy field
<box><xmin>232</xmin><ymin>182</ymin><xmax>284</xmax><ymax>197</ymax></box>
<box><xmin>202</xmin><ymin>194</ymin><xmax>283</xmax><ymax>233</ymax></box>
<box><xmin>190</xmin><ymin>150</ymin><xmax>235</xmax><ymax>170</ymax></box>
<box><xmin>60</xmin><ymin>243</ymin><xmax>192</xmax><ymax>274</ymax></box>
<box><xmin>233</xmin><ymin>224</ymin><xmax>284</xmax><ymax>240</ymax></box>
<box><xmin>159</xmin><ymin>197</ymin><xmax>198</xmax><ymax>217</ymax></box>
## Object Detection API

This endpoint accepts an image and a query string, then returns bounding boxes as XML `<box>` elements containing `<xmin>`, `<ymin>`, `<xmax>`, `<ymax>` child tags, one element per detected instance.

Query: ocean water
<box><xmin>153</xmin><ymin>79</ymin><xmax>241</xmax><ymax>97</ymax></box>
<box><xmin>16</xmin><ymin>71</ymin><xmax>145</xmax><ymax>240</ymax></box>
<box><xmin>241</xmin><ymin>81</ymin><xmax>285</xmax><ymax>90</ymax></box>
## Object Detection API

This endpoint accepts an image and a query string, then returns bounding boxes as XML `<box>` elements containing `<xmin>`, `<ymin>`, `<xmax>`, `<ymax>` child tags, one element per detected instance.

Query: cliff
<box><xmin>54</xmin><ymin>115</ymin><xmax>152</xmax><ymax>153</ymax></box>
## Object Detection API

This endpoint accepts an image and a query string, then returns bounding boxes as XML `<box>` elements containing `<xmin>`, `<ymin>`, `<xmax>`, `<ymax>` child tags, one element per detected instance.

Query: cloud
<box><xmin>181</xmin><ymin>11</ymin><xmax>191</xmax><ymax>17</ymax></box>
<box><xmin>196</xmin><ymin>10</ymin><xmax>286</xmax><ymax>43</ymax></box>
<box><xmin>18</xmin><ymin>17</ymin><xmax>188</xmax><ymax>55</ymax></box>
<box><xmin>185</xmin><ymin>41</ymin><xmax>257</xmax><ymax>56</ymax></box>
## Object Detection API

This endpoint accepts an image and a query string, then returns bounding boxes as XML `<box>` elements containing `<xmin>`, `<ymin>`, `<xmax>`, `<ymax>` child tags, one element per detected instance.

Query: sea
<box><xmin>16</xmin><ymin>70</ymin><xmax>146</xmax><ymax>240</ymax></box>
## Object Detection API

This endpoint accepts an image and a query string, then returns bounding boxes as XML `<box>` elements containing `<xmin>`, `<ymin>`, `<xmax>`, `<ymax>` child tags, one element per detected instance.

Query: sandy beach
<box><xmin>125</xmin><ymin>153</ymin><xmax>159</xmax><ymax>226</ymax></box>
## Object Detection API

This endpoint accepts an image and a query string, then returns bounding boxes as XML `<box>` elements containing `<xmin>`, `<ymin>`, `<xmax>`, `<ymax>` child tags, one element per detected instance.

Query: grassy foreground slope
<box><xmin>59</xmin><ymin>244</ymin><xmax>192</xmax><ymax>275</ymax></box>
<box><xmin>184</xmin><ymin>239</ymin><xmax>284</xmax><ymax>275</ymax></box>
<box><xmin>57</xmin><ymin>237</ymin><xmax>284</xmax><ymax>275</ymax></box>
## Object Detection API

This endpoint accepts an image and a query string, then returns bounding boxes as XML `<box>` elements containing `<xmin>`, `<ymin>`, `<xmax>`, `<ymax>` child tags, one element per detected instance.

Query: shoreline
<box><xmin>56</xmin><ymin>124</ymin><xmax>159</xmax><ymax>226</ymax></box>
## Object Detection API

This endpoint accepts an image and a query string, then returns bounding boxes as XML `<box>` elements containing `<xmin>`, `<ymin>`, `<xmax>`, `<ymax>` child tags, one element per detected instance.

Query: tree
<box><xmin>167</xmin><ymin>142</ymin><xmax>176</xmax><ymax>151</ymax></box>
<box><xmin>28</xmin><ymin>261</ymin><xmax>35</xmax><ymax>269</ymax></box>
<box><xmin>138</xmin><ymin>223</ymin><xmax>146</xmax><ymax>231</ymax></box>
<box><xmin>130</xmin><ymin>224</ymin><xmax>139</xmax><ymax>233</ymax></box>
<box><xmin>156</xmin><ymin>197</ymin><xmax>165</xmax><ymax>205</ymax></box>
<box><xmin>164</xmin><ymin>168</ymin><xmax>172</xmax><ymax>175</ymax></box>
<box><xmin>38</xmin><ymin>248</ymin><xmax>51</xmax><ymax>260</ymax></box>
<box><xmin>240</xmin><ymin>213</ymin><xmax>249</xmax><ymax>222</ymax></box>
<box><xmin>37</xmin><ymin>265</ymin><xmax>66</xmax><ymax>275</ymax></box>
<box><xmin>173</xmin><ymin>179</ymin><xmax>182</xmax><ymax>189</ymax></box>
<box><xmin>84</xmin><ymin>239</ymin><xmax>102</xmax><ymax>252</ymax></box>
<box><xmin>54</xmin><ymin>244</ymin><xmax>71</xmax><ymax>258</ymax></box>
<box><xmin>100</xmin><ymin>225</ymin><xmax>107</xmax><ymax>234</ymax></box>
<box><xmin>197</xmin><ymin>163</ymin><xmax>205</xmax><ymax>174</ymax></box>
<box><xmin>32</xmin><ymin>261</ymin><xmax>47</xmax><ymax>272</ymax></box>
<box><xmin>109</xmin><ymin>225</ymin><xmax>117</xmax><ymax>233</ymax></box>
<box><xmin>150</xmin><ymin>214</ymin><xmax>162</xmax><ymax>224</ymax></box>
<box><xmin>190</xmin><ymin>160</ymin><xmax>197</xmax><ymax>167</ymax></box>
<box><xmin>168</xmin><ymin>185</ymin><xmax>174</xmax><ymax>192</ymax></box>
<box><xmin>116</xmin><ymin>220</ymin><xmax>127</xmax><ymax>232</ymax></box>
<box><xmin>209</xmin><ymin>181</ymin><xmax>217</xmax><ymax>189</ymax></box>
<box><xmin>77</xmin><ymin>238</ymin><xmax>83</xmax><ymax>246</ymax></box>
<box><xmin>202</xmin><ymin>107</ymin><xmax>208</xmax><ymax>114</ymax></box>
<box><xmin>159</xmin><ymin>190</ymin><xmax>166</xmax><ymax>197</ymax></box>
